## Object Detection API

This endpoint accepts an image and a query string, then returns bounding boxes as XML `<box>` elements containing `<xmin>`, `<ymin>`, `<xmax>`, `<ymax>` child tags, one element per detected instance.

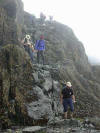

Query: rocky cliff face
<box><xmin>92</xmin><ymin>65</ymin><xmax>100</xmax><ymax>82</ymax></box>
<box><xmin>0</xmin><ymin>0</ymin><xmax>100</xmax><ymax>129</ymax></box>
<box><xmin>0</xmin><ymin>0</ymin><xmax>27</xmax><ymax>128</ymax></box>
<box><xmin>0</xmin><ymin>0</ymin><xmax>24</xmax><ymax>46</ymax></box>
<box><xmin>24</xmin><ymin>13</ymin><xmax>100</xmax><ymax>116</ymax></box>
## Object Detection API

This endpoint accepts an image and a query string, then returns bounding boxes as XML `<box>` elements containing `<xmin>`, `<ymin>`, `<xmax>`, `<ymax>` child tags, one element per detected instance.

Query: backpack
<box><xmin>24</xmin><ymin>38</ymin><xmax>28</xmax><ymax>43</ymax></box>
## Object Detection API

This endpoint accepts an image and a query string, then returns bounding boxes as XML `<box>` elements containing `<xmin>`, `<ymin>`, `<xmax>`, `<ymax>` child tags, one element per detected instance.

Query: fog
<box><xmin>22</xmin><ymin>0</ymin><xmax>100</xmax><ymax>63</ymax></box>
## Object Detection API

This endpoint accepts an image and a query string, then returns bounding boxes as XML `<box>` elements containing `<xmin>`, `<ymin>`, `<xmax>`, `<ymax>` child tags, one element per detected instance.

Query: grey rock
<box><xmin>42</xmin><ymin>78</ymin><xmax>52</xmax><ymax>92</ymax></box>
<box><xmin>32</xmin><ymin>86</ymin><xmax>44</xmax><ymax>99</ymax></box>
<box><xmin>53</xmin><ymin>81</ymin><xmax>59</xmax><ymax>90</ymax></box>
<box><xmin>43</xmin><ymin>70</ymin><xmax>51</xmax><ymax>78</ymax></box>
<box><xmin>69</xmin><ymin>119</ymin><xmax>82</xmax><ymax>127</ymax></box>
<box><xmin>42</xmin><ymin>65</ymin><xmax>52</xmax><ymax>71</ymax></box>
<box><xmin>27</xmin><ymin>98</ymin><xmax>52</xmax><ymax>120</ymax></box>
<box><xmin>89</xmin><ymin>124</ymin><xmax>95</xmax><ymax>129</ymax></box>
<box><xmin>32</xmin><ymin>72</ymin><xmax>39</xmax><ymax>83</ymax></box>
<box><xmin>38</xmin><ymin>72</ymin><xmax>44</xmax><ymax>79</ymax></box>
<box><xmin>48</xmin><ymin>117</ymin><xmax>61</xmax><ymax>125</ymax></box>
<box><xmin>22</xmin><ymin>126</ymin><xmax>46</xmax><ymax>133</ymax></box>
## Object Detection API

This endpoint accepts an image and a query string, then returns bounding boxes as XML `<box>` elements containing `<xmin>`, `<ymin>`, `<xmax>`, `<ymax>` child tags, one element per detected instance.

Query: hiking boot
<box><xmin>70</xmin><ymin>112</ymin><xmax>73</xmax><ymax>119</ymax></box>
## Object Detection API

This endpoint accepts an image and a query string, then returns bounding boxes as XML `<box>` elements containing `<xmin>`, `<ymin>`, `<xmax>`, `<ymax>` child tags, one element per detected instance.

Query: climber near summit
<box><xmin>40</xmin><ymin>12</ymin><xmax>46</xmax><ymax>24</ymax></box>
<box><xmin>22</xmin><ymin>34</ymin><xmax>34</xmax><ymax>63</ymax></box>
<box><xmin>60</xmin><ymin>82</ymin><xmax>76</xmax><ymax>119</ymax></box>
<box><xmin>35</xmin><ymin>35</ymin><xmax>45</xmax><ymax>65</ymax></box>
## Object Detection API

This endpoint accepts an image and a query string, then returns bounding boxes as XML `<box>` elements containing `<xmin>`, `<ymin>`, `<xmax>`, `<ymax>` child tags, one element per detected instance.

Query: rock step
<box><xmin>22</xmin><ymin>126</ymin><xmax>46</xmax><ymax>133</ymax></box>
<box><xmin>48</xmin><ymin>118</ymin><xmax>81</xmax><ymax>127</ymax></box>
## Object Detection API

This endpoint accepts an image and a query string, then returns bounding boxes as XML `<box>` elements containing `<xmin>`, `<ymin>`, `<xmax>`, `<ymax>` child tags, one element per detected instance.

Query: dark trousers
<box><xmin>37</xmin><ymin>51</ymin><xmax>44</xmax><ymax>64</ymax></box>
<box><xmin>63</xmin><ymin>98</ymin><xmax>74</xmax><ymax>112</ymax></box>
<box><xmin>29</xmin><ymin>49</ymin><xmax>34</xmax><ymax>63</ymax></box>
<box><xmin>24</xmin><ymin>45</ymin><xmax>34</xmax><ymax>63</ymax></box>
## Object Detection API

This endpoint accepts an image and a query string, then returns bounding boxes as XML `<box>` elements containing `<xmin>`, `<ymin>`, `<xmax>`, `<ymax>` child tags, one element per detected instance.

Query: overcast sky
<box><xmin>22</xmin><ymin>0</ymin><xmax>100</xmax><ymax>61</ymax></box>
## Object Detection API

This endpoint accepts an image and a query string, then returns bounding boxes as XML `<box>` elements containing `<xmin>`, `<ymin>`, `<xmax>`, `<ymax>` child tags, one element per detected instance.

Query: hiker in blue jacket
<box><xmin>35</xmin><ymin>35</ymin><xmax>45</xmax><ymax>65</ymax></box>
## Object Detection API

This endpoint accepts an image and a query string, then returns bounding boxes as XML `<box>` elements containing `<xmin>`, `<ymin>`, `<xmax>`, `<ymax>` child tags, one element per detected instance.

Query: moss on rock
<box><xmin>0</xmin><ymin>44</ymin><xmax>35</xmax><ymax>128</ymax></box>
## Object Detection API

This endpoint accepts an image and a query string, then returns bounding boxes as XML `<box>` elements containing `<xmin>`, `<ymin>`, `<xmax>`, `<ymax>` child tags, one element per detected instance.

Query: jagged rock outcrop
<box><xmin>0</xmin><ymin>0</ymin><xmax>24</xmax><ymax>46</ymax></box>
<box><xmin>0</xmin><ymin>7</ymin><xmax>18</xmax><ymax>45</ymax></box>
<box><xmin>0</xmin><ymin>44</ymin><xmax>35</xmax><ymax>128</ymax></box>
<box><xmin>0</xmin><ymin>45</ymin><xmax>61</xmax><ymax>128</ymax></box>
<box><xmin>0</xmin><ymin>0</ymin><xmax>28</xmax><ymax>128</ymax></box>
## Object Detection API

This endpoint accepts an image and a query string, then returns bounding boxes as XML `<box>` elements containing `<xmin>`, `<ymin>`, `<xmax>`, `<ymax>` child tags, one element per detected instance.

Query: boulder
<box><xmin>27</xmin><ymin>98</ymin><xmax>52</xmax><ymax>120</ymax></box>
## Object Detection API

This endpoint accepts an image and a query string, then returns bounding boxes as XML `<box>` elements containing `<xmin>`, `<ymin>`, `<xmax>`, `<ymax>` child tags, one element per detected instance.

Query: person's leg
<box><xmin>24</xmin><ymin>45</ymin><xmax>28</xmax><ymax>52</ymax></box>
<box><xmin>29</xmin><ymin>49</ymin><xmax>34</xmax><ymax>63</ymax></box>
<box><xmin>27</xmin><ymin>46</ymin><xmax>32</xmax><ymax>58</ymax></box>
<box><xmin>70</xmin><ymin>112</ymin><xmax>73</xmax><ymax>118</ymax></box>
<box><xmin>24</xmin><ymin>46</ymin><xmax>34</xmax><ymax>63</ymax></box>
<box><xmin>40</xmin><ymin>51</ymin><xmax>45</xmax><ymax>65</ymax></box>
<box><xmin>69</xmin><ymin>98</ymin><xmax>74</xmax><ymax>118</ymax></box>
<box><xmin>63</xmin><ymin>99</ymin><xmax>68</xmax><ymax>119</ymax></box>
<box><xmin>64</xmin><ymin>112</ymin><xmax>67</xmax><ymax>119</ymax></box>
<box><xmin>37</xmin><ymin>51</ymin><xmax>40</xmax><ymax>64</ymax></box>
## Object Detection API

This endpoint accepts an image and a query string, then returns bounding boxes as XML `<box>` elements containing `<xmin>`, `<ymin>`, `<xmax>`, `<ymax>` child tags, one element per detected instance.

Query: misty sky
<box><xmin>22</xmin><ymin>0</ymin><xmax>100</xmax><ymax>61</ymax></box>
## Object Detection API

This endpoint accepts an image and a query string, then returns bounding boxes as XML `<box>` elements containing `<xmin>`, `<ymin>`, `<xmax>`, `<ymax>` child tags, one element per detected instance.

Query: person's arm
<box><xmin>72</xmin><ymin>95</ymin><xmax>75</xmax><ymax>103</ymax></box>
<box><xmin>71</xmin><ymin>89</ymin><xmax>76</xmax><ymax>103</ymax></box>
<box><xmin>31</xmin><ymin>45</ymin><xmax>34</xmax><ymax>52</ymax></box>
<box><xmin>21</xmin><ymin>39</ymin><xmax>24</xmax><ymax>44</ymax></box>
<box><xmin>43</xmin><ymin>41</ymin><xmax>45</xmax><ymax>50</ymax></box>
<box><xmin>34</xmin><ymin>40</ymin><xmax>38</xmax><ymax>50</ymax></box>
<box><xmin>22</xmin><ymin>38</ymin><xmax>26</xmax><ymax>44</ymax></box>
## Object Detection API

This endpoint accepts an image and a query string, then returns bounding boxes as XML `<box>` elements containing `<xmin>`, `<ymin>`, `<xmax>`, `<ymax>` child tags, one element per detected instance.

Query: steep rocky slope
<box><xmin>0</xmin><ymin>0</ymin><xmax>100</xmax><ymax>129</ymax></box>
<box><xmin>24</xmin><ymin>11</ymin><xmax>100</xmax><ymax>115</ymax></box>
<box><xmin>92</xmin><ymin>65</ymin><xmax>100</xmax><ymax>83</ymax></box>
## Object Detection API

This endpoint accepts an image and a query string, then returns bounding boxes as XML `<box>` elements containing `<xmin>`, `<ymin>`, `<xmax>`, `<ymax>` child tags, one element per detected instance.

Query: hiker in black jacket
<box><xmin>60</xmin><ymin>82</ymin><xmax>75</xmax><ymax>119</ymax></box>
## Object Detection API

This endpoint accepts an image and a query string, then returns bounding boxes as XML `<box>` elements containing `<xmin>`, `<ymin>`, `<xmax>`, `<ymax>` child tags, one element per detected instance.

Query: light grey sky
<box><xmin>22</xmin><ymin>0</ymin><xmax>100</xmax><ymax>61</ymax></box>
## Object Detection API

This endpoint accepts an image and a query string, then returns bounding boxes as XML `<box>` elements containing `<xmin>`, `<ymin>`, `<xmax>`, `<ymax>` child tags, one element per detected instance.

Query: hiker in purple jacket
<box><xmin>35</xmin><ymin>35</ymin><xmax>45</xmax><ymax>65</ymax></box>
